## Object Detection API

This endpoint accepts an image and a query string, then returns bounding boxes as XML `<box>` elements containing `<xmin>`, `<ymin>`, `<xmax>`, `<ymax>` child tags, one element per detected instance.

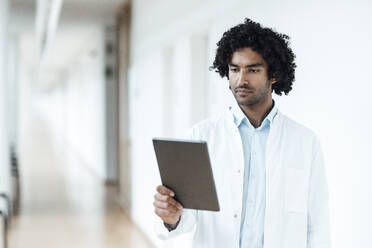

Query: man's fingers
<box><xmin>154</xmin><ymin>207</ymin><xmax>171</xmax><ymax>217</ymax></box>
<box><xmin>154</xmin><ymin>193</ymin><xmax>174</xmax><ymax>202</ymax></box>
<box><xmin>153</xmin><ymin>200</ymin><xmax>182</xmax><ymax>212</ymax></box>
<box><xmin>154</xmin><ymin>194</ymin><xmax>178</xmax><ymax>208</ymax></box>
<box><xmin>153</xmin><ymin>200</ymin><xmax>181</xmax><ymax>211</ymax></box>
<box><xmin>156</xmin><ymin>185</ymin><xmax>175</xmax><ymax>197</ymax></box>
<box><xmin>154</xmin><ymin>193</ymin><xmax>183</xmax><ymax>210</ymax></box>
<box><xmin>153</xmin><ymin>200</ymin><xmax>168</xmax><ymax>209</ymax></box>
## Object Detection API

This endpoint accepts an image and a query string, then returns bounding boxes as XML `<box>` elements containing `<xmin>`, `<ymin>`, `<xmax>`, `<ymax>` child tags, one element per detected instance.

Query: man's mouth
<box><xmin>235</xmin><ymin>88</ymin><xmax>254</xmax><ymax>94</ymax></box>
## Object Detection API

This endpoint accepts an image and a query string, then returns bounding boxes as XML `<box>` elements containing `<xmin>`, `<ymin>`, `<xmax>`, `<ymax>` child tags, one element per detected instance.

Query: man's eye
<box><xmin>230</xmin><ymin>68</ymin><xmax>239</xmax><ymax>72</ymax></box>
<box><xmin>249</xmin><ymin>69</ymin><xmax>260</xmax><ymax>73</ymax></box>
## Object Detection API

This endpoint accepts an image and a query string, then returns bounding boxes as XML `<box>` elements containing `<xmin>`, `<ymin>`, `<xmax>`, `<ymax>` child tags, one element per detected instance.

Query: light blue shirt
<box><xmin>231</xmin><ymin>100</ymin><xmax>278</xmax><ymax>248</ymax></box>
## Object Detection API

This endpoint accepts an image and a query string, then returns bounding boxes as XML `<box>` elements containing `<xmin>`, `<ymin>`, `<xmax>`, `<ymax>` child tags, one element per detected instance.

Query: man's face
<box><xmin>228</xmin><ymin>47</ymin><xmax>275</xmax><ymax>106</ymax></box>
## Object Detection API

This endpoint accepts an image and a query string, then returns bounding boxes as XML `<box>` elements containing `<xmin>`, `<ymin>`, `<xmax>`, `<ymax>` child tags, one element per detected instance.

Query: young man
<box><xmin>153</xmin><ymin>19</ymin><xmax>331</xmax><ymax>248</ymax></box>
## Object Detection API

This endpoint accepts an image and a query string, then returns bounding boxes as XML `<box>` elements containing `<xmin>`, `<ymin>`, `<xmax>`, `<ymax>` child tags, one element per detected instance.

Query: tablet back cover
<box><xmin>153</xmin><ymin>138</ymin><xmax>220</xmax><ymax>211</ymax></box>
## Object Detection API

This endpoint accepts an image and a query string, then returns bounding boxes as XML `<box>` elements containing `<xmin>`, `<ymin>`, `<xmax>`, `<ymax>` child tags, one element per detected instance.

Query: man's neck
<box><xmin>239</xmin><ymin>96</ymin><xmax>274</xmax><ymax>128</ymax></box>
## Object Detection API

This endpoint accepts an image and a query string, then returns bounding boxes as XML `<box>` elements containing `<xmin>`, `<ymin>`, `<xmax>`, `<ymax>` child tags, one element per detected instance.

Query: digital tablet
<box><xmin>153</xmin><ymin>138</ymin><xmax>220</xmax><ymax>211</ymax></box>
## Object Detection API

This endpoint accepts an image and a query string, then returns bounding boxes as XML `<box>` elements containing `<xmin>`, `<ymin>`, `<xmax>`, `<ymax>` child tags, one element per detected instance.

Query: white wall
<box><xmin>129</xmin><ymin>0</ymin><xmax>372</xmax><ymax>247</ymax></box>
<box><xmin>0</xmin><ymin>0</ymin><xmax>11</xmax><ymax>198</ymax></box>
<box><xmin>36</xmin><ymin>25</ymin><xmax>108</xmax><ymax>180</ymax></box>
<box><xmin>7</xmin><ymin>34</ymin><xmax>19</xmax><ymax>150</ymax></box>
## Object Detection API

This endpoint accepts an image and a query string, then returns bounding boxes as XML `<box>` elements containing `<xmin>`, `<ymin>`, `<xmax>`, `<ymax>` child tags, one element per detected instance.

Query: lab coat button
<box><xmin>234</xmin><ymin>214</ymin><xmax>238</xmax><ymax>218</ymax></box>
<box><xmin>237</xmin><ymin>169</ymin><xmax>241</xmax><ymax>173</ymax></box>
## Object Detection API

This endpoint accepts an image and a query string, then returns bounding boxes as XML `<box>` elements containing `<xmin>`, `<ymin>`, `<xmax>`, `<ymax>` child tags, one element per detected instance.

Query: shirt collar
<box><xmin>231</xmin><ymin>99</ymin><xmax>278</xmax><ymax>130</ymax></box>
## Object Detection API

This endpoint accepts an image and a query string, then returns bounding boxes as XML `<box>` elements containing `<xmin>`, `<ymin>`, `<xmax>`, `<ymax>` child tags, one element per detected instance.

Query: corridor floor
<box><xmin>8</xmin><ymin>111</ymin><xmax>154</xmax><ymax>248</ymax></box>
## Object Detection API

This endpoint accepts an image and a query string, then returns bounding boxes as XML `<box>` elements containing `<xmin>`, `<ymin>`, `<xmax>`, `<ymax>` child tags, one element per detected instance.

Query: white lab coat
<box><xmin>155</xmin><ymin>107</ymin><xmax>331</xmax><ymax>248</ymax></box>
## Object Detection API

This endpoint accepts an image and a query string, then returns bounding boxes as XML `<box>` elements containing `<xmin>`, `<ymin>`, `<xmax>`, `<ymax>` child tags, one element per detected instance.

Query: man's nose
<box><xmin>237</xmin><ymin>70</ymin><xmax>249</xmax><ymax>86</ymax></box>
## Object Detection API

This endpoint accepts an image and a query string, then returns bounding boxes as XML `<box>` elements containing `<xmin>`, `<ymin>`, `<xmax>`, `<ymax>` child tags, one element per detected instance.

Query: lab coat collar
<box><xmin>230</xmin><ymin>99</ymin><xmax>278</xmax><ymax>130</ymax></box>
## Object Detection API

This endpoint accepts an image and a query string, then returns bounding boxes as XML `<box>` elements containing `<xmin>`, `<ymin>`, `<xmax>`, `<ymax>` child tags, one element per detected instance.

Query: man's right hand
<box><xmin>153</xmin><ymin>185</ymin><xmax>183</xmax><ymax>229</ymax></box>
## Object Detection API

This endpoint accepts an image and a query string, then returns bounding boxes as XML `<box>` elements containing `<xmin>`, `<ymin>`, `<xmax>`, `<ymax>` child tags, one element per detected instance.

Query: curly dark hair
<box><xmin>210</xmin><ymin>18</ymin><xmax>296</xmax><ymax>95</ymax></box>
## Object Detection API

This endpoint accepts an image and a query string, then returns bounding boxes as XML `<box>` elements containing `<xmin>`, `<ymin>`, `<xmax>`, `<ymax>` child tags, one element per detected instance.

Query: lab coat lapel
<box><xmin>266</xmin><ymin>111</ymin><xmax>285</xmax><ymax>189</ymax></box>
<box><xmin>264</xmin><ymin>111</ymin><xmax>286</xmax><ymax>248</ymax></box>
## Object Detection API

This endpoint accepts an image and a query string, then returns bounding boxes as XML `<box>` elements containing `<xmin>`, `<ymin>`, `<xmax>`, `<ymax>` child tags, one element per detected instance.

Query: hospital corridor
<box><xmin>8</xmin><ymin>108</ymin><xmax>153</xmax><ymax>248</ymax></box>
<box><xmin>1</xmin><ymin>0</ymin><xmax>371</xmax><ymax>248</ymax></box>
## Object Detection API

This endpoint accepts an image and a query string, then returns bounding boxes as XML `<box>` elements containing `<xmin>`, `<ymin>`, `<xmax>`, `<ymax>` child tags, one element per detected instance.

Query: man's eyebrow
<box><xmin>228</xmin><ymin>63</ymin><xmax>264</xmax><ymax>68</ymax></box>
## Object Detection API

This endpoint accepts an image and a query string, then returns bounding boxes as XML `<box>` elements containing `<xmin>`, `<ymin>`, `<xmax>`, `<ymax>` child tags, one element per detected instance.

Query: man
<box><xmin>153</xmin><ymin>18</ymin><xmax>331</xmax><ymax>248</ymax></box>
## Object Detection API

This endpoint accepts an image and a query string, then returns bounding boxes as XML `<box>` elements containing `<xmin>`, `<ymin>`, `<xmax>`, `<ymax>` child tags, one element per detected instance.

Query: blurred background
<box><xmin>0</xmin><ymin>0</ymin><xmax>371</xmax><ymax>247</ymax></box>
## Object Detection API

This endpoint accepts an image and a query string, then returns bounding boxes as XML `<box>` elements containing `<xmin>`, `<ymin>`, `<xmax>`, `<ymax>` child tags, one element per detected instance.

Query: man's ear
<box><xmin>271</xmin><ymin>78</ymin><xmax>277</xmax><ymax>84</ymax></box>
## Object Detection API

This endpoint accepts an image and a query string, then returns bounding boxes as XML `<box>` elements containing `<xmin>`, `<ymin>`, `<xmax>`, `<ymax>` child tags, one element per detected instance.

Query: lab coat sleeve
<box><xmin>307</xmin><ymin>137</ymin><xmax>332</xmax><ymax>248</ymax></box>
<box><xmin>154</xmin><ymin>126</ymin><xmax>200</xmax><ymax>240</ymax></box>
<box><xmin>154</xmin><ymin>208</ymin><xmax>198</xmax><ymax>239</ymax></box>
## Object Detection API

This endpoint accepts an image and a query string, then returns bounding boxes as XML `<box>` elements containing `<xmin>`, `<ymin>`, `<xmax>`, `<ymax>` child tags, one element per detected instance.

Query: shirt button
<box><xmin>234</xmin><ymin>214</ymin><xmax>238</xmax><ymax>218</ymax></box>
<box><xmin>237</xmin><ymin>169</ymin><xmax>241</xmax><ymax>173</ymax></box>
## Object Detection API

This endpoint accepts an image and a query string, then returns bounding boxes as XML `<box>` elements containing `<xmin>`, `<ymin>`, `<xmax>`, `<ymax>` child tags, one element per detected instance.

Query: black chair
<box><xmin>0</xmin><ymin>193</ymin><xmax>9</xmax><ymax>248</ymax></box>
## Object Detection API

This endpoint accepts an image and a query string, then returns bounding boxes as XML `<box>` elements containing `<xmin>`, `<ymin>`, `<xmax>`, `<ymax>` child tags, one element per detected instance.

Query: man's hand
<box><xmin>154</xmin><ymin>185</ymin><xmax>183</xmax><ymax>229</ymax></box>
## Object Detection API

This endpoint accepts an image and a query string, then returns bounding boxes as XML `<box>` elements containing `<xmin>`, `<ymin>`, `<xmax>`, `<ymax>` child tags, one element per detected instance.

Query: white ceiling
<box><xmin>10</xmin><ymin>0</ymin><xmax>128</xmax><ymax>91</ymax></box>
<box><xmin>10</xmin><ymin>0</ymin><xmax>128</xmax><ymax>31</ymax></box>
